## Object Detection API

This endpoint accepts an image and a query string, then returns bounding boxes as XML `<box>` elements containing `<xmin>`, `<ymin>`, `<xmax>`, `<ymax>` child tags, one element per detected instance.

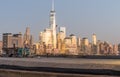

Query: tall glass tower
<box><xmin>50</xmin><ymin>0</ymin><xmax>57</xmax><ymax>48</ymax></box>
<box><xmin>92</xmin><ymin>34</ymin><xmax>97</xmax><ymax>45</ymax></box>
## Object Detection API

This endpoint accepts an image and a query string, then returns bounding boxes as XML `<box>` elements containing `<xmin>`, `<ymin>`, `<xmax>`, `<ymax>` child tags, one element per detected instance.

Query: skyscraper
<box><xmin>24</xmin><ymin>27</ymin><xmax>30</xmax><ymax>44</ymax></box>
<box><xmin>92</xmin><ymin>34</ymin><xmax>97</xmax><ymax>45</ymax></box>
<box><xmin>59</xmin><ymin>27</ymin><xmax>66</xmax><ymax>39</ymax></box>
<box><xmin>82</xmin><ymin>38</ymin><xmax>89</xmax><ymax>46</ymax></box>
<box><xmin>60</xmin><ymin>27</ymin><xmax>66</xmax><ymax>34</ymax></box>
<box><xmin>50</xmin><ymin>0</ymin><xmax>57</xmax><ymax>48</ymax></box>
<box><xmin>77</xmin><ymin>37</ymin><xmax>81</xmax><ymax>47</ymax></box>
<box><xmin>23</xmin><ymin>27</ymin><xmax>33</xmax><ymax>46</ymax></box>
<box><xmin>92</xmin><ymin>34</ymin><xmax>97</xmax><ymax>55</ymax></box>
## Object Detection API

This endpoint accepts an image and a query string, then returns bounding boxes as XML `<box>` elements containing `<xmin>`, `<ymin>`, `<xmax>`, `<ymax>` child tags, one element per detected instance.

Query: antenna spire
<box><xmin>52</xmin><ymin>0</ymin><xmax>55</xmax><ymax>11</ymax></box>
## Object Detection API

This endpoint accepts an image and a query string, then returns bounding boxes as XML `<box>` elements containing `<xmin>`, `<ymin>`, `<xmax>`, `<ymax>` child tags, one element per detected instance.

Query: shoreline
<box><xmin>0</xmin><ymin>69</ymin><xmax>115</xmax><ymax>77</ymax></box>
<box><xmin>38</xmin><ymin>55</ymin><xmax>120</xmax><ymax>59</ymax></box>
<box><xmin>0</xmin><ymin>57</ymin><xmax>120</xmax><ymax>76</ymax></box>
<box><xmin>0</xmin><ymin>65</ymin><xmax>120</xmax><ymax>76</ymax></box>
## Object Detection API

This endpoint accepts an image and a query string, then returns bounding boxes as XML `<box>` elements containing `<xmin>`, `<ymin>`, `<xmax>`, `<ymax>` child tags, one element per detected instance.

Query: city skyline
<box><xmin>0</xmin><ymin>0</ymin><xmax>120</xmax><ymax>44</ymax></box>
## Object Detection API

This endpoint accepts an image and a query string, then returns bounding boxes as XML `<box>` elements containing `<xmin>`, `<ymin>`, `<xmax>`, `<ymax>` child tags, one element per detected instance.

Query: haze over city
<box><xmin>0</xmin><ymin>0</ymin><xmax>120</xmax><ymax>44</ymax></box>
<box><xmin>1</xmin><ymin>1</ymin><xmax>120</xmax><ymax>77</ymax></box>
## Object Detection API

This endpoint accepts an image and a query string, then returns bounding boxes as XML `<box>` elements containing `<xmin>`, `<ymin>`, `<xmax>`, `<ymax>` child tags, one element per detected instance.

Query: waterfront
<box><xmin>0</xmin><ymin>57</ymin><xmax>120</xmax><ymax>76</ymax></box>
<box><xmin>1</xmin><ymin>57</ymin><xmax>120</xmax><ymax>67</ymax></box>
<box><xmin>0</xmin><ymin>69</ymin><xmax>119</xmax><ymax>77</ymax></box>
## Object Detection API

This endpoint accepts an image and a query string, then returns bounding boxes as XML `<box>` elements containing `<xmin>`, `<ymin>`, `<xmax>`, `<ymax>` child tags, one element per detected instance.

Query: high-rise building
<box><xmin>92</xmin><ymin>34</ymin><xmax>97</xmax><ymax>45</ymax></box>
<box><xmin>40</xmin><ymin>29</ymin><xmax>52</xmax><ymax>46</ymax></box>
<box><xmin>81</xmin><ymin>38</ymin><xmax>89</xmax><ymax>54</ymax></box>
<box><xmin>58</xmin><ymin>27</ymin><xmax>66</xmax><ymax>41</ymax></box>
<box><xmin>70</xmin><ymin>34</ymin><xmax>77</xmax><ymax>45</ymax></box>
<box><xmin>82</xmin><ymin>38</ymin><xmax>89</xmax><ymax>46</ymax></box>
<box><xmin>57</xmin><ymin>31</ymin><xmax>65</xmax><ymax>50</ymax></box>
<box><xmin>50</xmin><ymin>0</ymin><xmax>57</xmax><ymax>48</ymax></box>
<box><xmin>118</xmin><ymin>44</ymin><xmax>120</xmax><ymax>52</ymax></box>
<box><xmin>57</xmin><ymin>27</ymin><xmax>66</xmax><ymax>54</ymax></box>
<box><xmin>3</xmin><ymin>33</ymin><xmax>23</xmax><ymax>48</ymax></box>
<box><xmin>59</xmin><ymin>27</ymin><xmax>66</xmax><ymax>38</ymax></box>
<box><xmin>96</xmin><ymin>40</ymin><xmax>101</xmax><ymax>55</ymax></box>
<box><xmin>25</xmin><ymin>27</ymin><xmax>30</xmax><ymax>40</ymax></box>
<box><xmin>30</xmin><ymin>35</ymin><xmax>33</xmax><ymax>45</ymax></box>
<box><xmin>113</xmin><ymin>44</ymin><xmax>119</xmax><ymax>55</ymax></box>
<box><xmin>77</xmin><ymin>37</ymin><xmax>81</xmax><ymax>47</ymax></box>
<box><xmin>91</xmin><ymin>34</ymin><xmax>97</xmax><ymax>55</ymax></box>
<box><xmin>23</xmin><ymin>27</ymin><xmax>30</xmax><ymax>44</ymax></box>
<box><xmin>3</xmin><ymin>33</ymin><xmax>12</xmax><ymax>48</ymax></box>
<box><xmin>23</xmin><ymin>27</ymin><xmax>33</xmax><ymax>46</ymax></box>
<box><xmin>2</xmin><ymin>33</ymin><xmax>23</xmax><ymax>55</ymax></box>
<box><xmin>0</xmin><ymin>41</ymin><xmax>2</xmax><ymax>54</ymax></box>
<box><xmin>40</xmin><ymin>0</ymin><xmax>57</xmax><ymax>49</ymax></box>
<box><xmin>64</xmin><ymin>34</ymin><xmax>78</xmax><ymax>55</ymax></box>
<box><xmin>77</xmin><ymin>37</ymin><xmax>81</xmax><ymax>54</ymax></box>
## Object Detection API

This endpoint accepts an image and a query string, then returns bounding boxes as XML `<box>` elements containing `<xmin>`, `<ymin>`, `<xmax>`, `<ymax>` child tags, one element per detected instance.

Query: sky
<box><xmin>0</xmin><ymin>0</ymin><xmax>120</xmax><ymax>44</ymax></box>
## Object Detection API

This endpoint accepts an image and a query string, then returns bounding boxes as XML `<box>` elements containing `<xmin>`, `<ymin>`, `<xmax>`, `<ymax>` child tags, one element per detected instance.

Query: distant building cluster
<box><xmin>77</xmin><ymin>34</ymin><xmax>119</xmax><ymax>56</ymax></box>
<box><xmin>1</xmin><ymin>27</ymin><xmax>34</xmax><ymax>56</ymax></box>
<box><xmin>32</xmin><ymin>1</ymin><xmax>120</xmax><ymax>56</ymax></box>
<box><xmin>0</xmin><ymin>0</ymin><xmax>120</xmax><ymax>56</ymax></box>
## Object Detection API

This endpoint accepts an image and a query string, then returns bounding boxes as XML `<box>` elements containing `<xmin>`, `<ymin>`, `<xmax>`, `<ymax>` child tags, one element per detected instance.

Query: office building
<box><xmin>23</xmin><ymin>27</ymin><xmax>33</xmax><ymax>47</ymax></box>
<box><xmin>3</xmin><ymin>33</ymin><xmax>23</xmax><ymax>55</ymax></box>
<box><xmin>59</xmin><ymin>27</ymin><xmax>66</xmax><ymax>38</ymax></box>
<box><xmin>50</xmin><ymin>0</ymin><xmax>57</xmax><ymax>48</ymax></box>
<box><xmin>40</xmin><ymin>29</ymin><xmax>52</xmax><ymax>47</ymax></box>
<box><xmin>3</xmin><ymin>33</ymin><xmax>23</xmax><ymax>48</ymax></box>
<box><xmin>92</xmin><ymin>34</ymin><xmax>97</xmax><ymax>45</ymax></box>
<box><xmin>39</xmin><ymin>0</ymin><xmax>57</xmax><ymax>50</ymax></box>
<box><xmin>64</xmin><ymin>34</ymin><xmax>78</xmax><ymax>55</ymax></box>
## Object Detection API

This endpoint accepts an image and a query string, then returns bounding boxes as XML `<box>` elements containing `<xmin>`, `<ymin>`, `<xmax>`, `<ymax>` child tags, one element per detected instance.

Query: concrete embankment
<box><xmin>0</xmin><ymin>69</ymin><xmax>118</xmax><ymax>77</ymax></box>
<box><xmin>0</xmin><ymin>57</ymin><xmax>120</xmax><ymax>77</ymax></box>
<box><xmin>0</xmin><ymin>65</ymin><xmax>120</xmax><ymax>77</ymax></box>
<box><xmin>0</xmin><ymin>69</ymin><xmax>81</xmax><ymax>77</ymax></box>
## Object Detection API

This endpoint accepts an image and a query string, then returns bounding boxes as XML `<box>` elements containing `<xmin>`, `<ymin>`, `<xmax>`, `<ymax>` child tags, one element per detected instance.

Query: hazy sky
<box><xmin>0</xmin><ymin>0</ymin><xmax>120</xmax><ymax>44</ymax></box>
